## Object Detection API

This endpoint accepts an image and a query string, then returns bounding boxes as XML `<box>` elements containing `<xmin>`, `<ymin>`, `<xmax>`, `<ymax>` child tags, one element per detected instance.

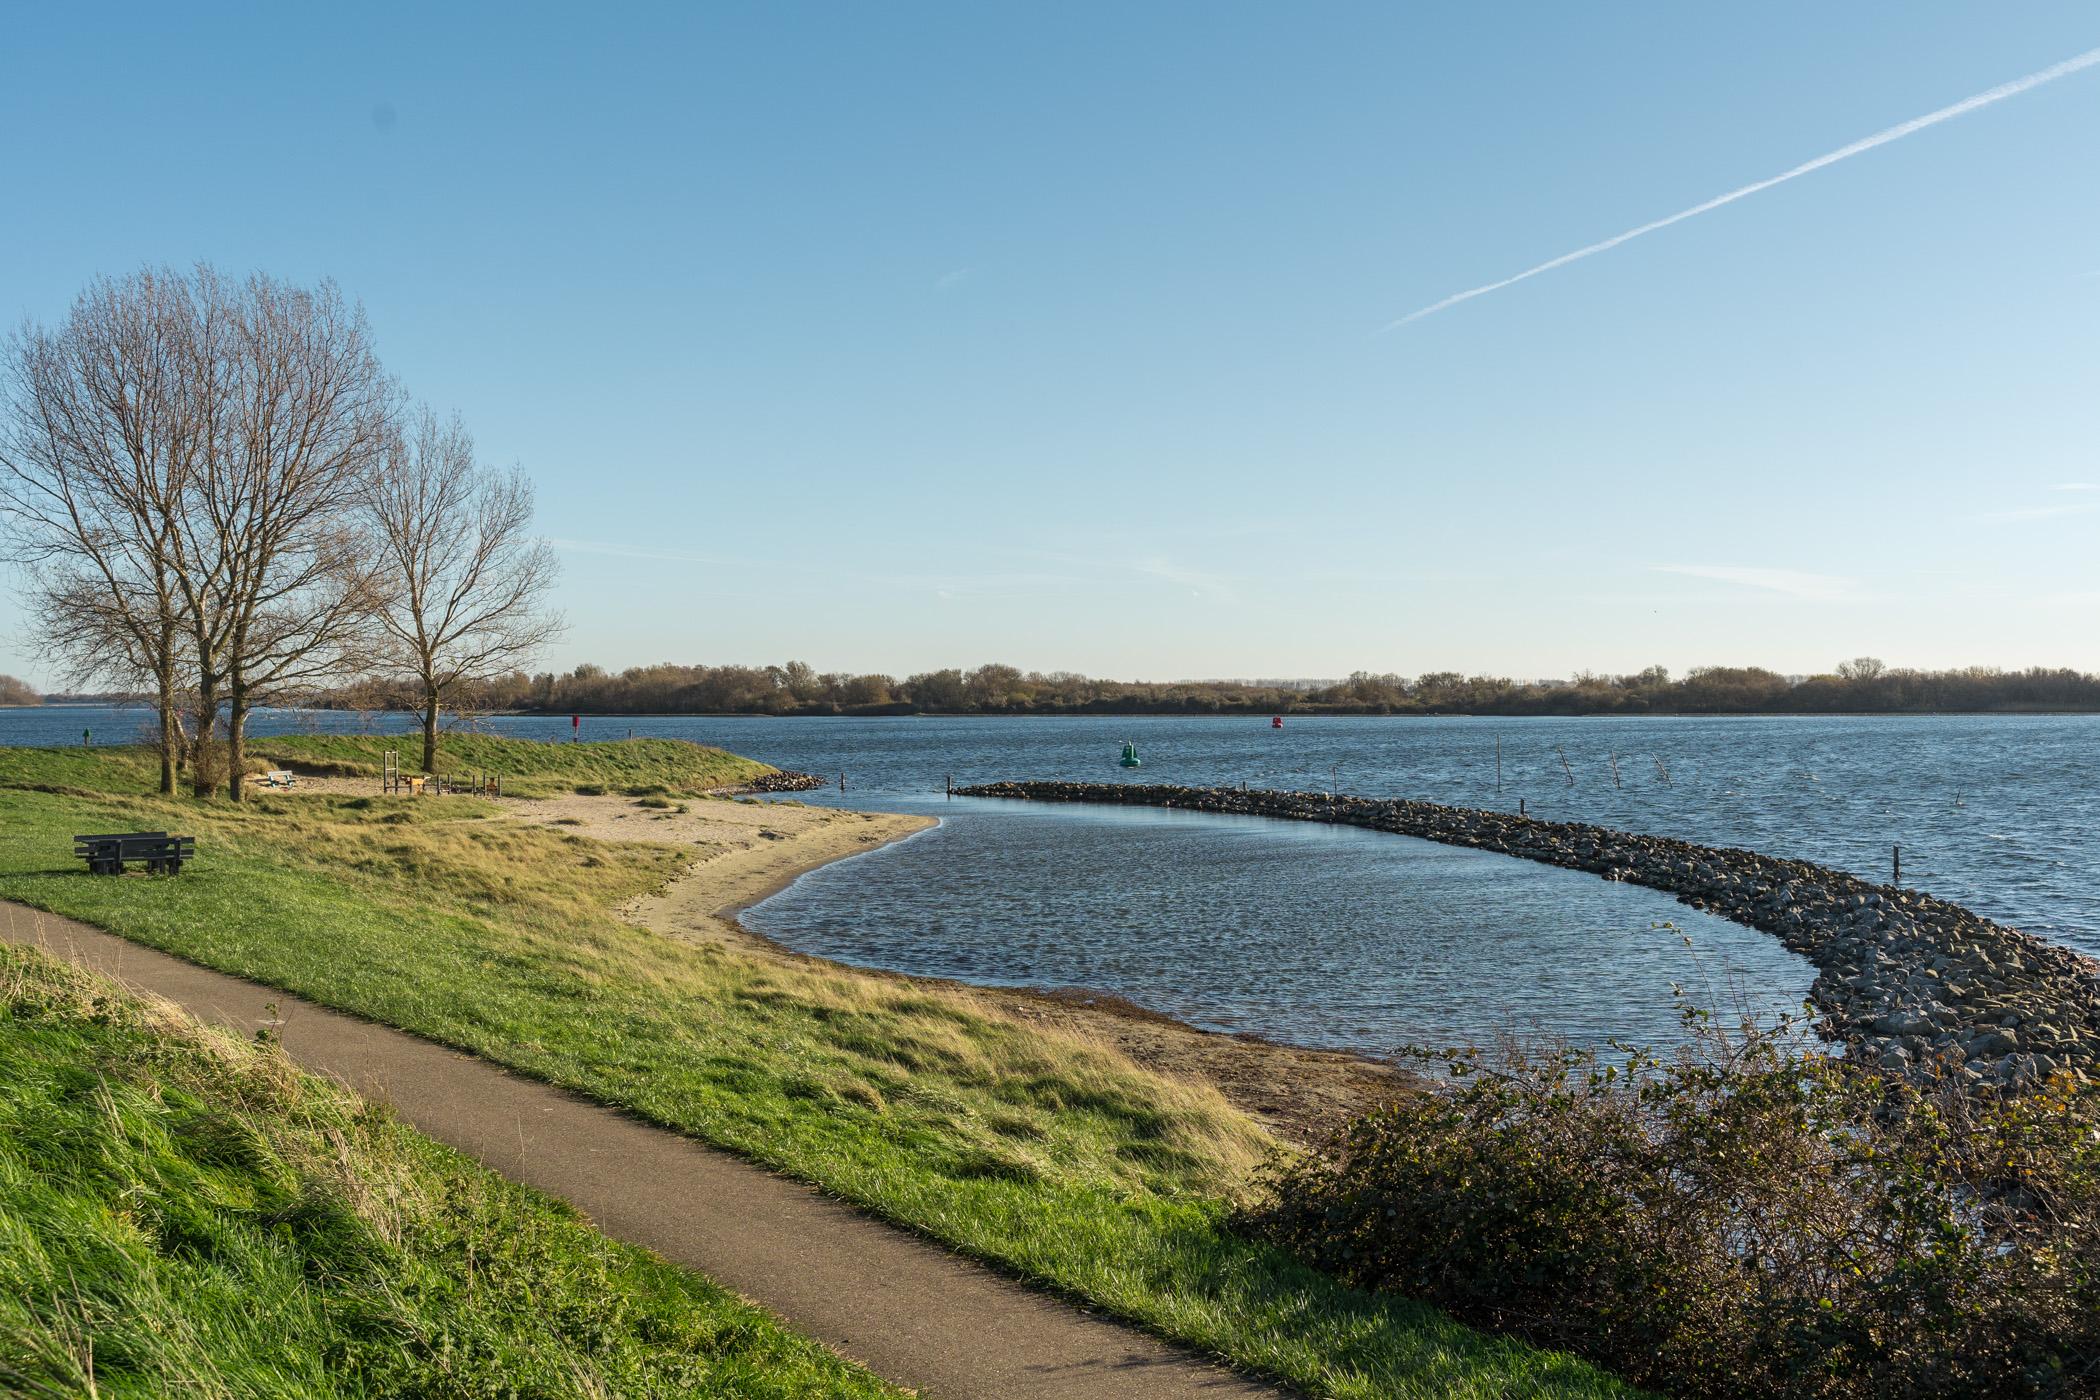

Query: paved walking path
<box><xmin>2</xmin><ymin>902</ymin><xmax>1281</xmax><ymax>1400</ymax></box>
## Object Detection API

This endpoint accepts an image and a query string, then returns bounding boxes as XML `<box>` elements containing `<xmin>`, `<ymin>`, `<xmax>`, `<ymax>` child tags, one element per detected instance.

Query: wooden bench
<box><xmin>74</xmin><ymin>831</ymin><xmax>196</xmax><ymax>876</ymax></box>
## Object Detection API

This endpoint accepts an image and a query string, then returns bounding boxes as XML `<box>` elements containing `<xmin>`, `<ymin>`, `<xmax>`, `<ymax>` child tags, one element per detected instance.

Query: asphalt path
<box><xmin>2</xmin><ymin>901</ymin><xmax>1283</xmax><ymax>1400</ymax></box>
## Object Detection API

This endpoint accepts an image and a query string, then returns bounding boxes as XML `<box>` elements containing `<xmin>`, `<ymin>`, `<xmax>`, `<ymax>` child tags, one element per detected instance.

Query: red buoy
<box><xmin>1271</xmin><ymin>715</ymin><xmax>1283</xmax><ymax>729</ymax></box>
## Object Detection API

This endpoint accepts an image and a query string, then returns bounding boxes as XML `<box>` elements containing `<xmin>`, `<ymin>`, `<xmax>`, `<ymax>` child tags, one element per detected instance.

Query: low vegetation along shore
<box><xmin>277</xmin><ymin>655</ymin><xmax>2100</xmax><ymax>716</ymax></box>
<box><xmin>0</xmin><ymin>738</ymin><xmax>1626</xmax><ymax>1399</ymax></box>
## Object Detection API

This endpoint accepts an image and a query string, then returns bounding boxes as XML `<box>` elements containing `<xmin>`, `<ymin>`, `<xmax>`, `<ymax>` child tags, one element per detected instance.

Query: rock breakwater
<box><xmin>742</xmin><ymin>770</ymin><xmax>827</xmax><ymax>793</ymax></box>
<box><xmin>956</xmin><ymin>781</ymin><xmax>2100</xmax><ymax>1091</ymax></box>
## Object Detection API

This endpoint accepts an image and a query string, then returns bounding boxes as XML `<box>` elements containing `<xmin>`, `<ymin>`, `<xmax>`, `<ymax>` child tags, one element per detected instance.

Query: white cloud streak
<box><xmin>1654</xmin><ymin>564</ymin><xmax>1857</xmax><ymax>600</ymax></box>
<box><xmin>1387</xmin><ymin>44</ymin><xmax>2100</xmax><ymax>329</ymax></box>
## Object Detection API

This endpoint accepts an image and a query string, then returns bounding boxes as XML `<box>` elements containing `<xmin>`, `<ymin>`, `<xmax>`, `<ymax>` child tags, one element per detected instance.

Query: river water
<box><xmin>11</xmin><ymin>707</ymin><xmax>2096</xmax><ymax>1056</ymax></box>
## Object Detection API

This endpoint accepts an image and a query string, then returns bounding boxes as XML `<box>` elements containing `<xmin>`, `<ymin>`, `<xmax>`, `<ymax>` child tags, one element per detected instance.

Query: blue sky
<box><xmin>3</xmin><ymin>3</ymin><xmax>2097</xmax><ymax>684</ymax></box>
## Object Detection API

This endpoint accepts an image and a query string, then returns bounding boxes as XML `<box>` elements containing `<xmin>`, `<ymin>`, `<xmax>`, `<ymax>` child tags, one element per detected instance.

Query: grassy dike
<box><xmin>0</xmin><ymin>741</ymin><xmax>1638</xmax><ymax>1398</ymax></box>
<box><xmin>248</xmin><ymin>733</ymin><xmax>775</xmax><ymax>796</ymax></box>
<box><xmin>0</xmin><ymin>943</ymin><xmax>905</xmax><ymax>1398</ymax></box>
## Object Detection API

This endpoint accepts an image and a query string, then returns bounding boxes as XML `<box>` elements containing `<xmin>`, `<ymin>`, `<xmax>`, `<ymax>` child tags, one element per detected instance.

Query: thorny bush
<box><xmin>1243</xmin><ymin>1000</ymin><xmax>2100</xmax><ymax>1398</ymax></box>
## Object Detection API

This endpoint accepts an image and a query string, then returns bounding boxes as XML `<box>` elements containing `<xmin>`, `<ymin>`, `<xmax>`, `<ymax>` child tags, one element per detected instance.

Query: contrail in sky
<box><xmin>1385</xmin><ymin>44</ymin><xmax>2100</xmax><ymax>329</ymax></box>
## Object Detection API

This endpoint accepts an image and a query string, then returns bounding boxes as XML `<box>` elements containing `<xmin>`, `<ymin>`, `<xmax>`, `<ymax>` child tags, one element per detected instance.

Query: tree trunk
<box><xmin>421</xmin><ymin>685</ymin><xmax>440</xmax><ymax>774</ymax></box>
<box><xmin>191</xmin><ymin>684</ymin><xmax>218</xmax><ymax>798</ymax></box>
<box><xmin>226</xmin><ymin>673</ymin><xmax>248</xmax><ymax>802</ymax></box>
<box><xmin>154</xmin><ymin>636</ymin><xmax>179</xmax><ymax>796</ymax></box>
<box><xmin>157</xmin><ymin>689</ymin><xmax>178</xmax><ymax>795</ymax></box>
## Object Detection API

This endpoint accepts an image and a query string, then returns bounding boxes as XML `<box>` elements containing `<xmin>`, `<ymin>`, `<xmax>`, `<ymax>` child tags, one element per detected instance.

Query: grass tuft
<box><xmin>0</xmin><ymin>943</ymin><xmax>904</xmax><ymax>1398</ymax></box>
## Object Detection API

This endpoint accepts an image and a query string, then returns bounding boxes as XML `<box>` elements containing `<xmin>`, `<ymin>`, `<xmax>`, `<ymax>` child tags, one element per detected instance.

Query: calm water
<box><xmin>14</xmin><ymin>706</ymin><xmax>2099</xmax><ymax>1055</ymax></box>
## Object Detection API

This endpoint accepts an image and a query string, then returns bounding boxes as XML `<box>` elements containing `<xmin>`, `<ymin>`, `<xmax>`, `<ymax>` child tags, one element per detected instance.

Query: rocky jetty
<box><xmin>956</xmin><ymin>781</ymin><xmax>2100</xmax><ymax>1091</ymax></box>
<box><xmin>742</xmin><ymin>769</ymin><xmax>827</xmax><ymax>793</ymax></box>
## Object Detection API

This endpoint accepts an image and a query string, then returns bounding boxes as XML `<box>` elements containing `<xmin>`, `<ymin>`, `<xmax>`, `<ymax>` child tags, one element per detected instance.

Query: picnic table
<box><xmin>75</xmin><ymin>831</ymin><xmax>195</xmax><ymax>876</ymax></box>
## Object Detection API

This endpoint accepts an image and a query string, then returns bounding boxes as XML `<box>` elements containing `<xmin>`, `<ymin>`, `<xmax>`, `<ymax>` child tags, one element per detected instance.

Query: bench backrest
<box><xmin>75</xmin><ymin>833</ymin><xmax>193</xmax><ymax>857</ymax></box>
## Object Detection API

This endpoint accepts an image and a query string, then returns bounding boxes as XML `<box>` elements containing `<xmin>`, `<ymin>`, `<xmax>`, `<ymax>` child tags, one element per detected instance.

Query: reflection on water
<box><xmin>745</xmin><ymin>799</ymin><xmax>1813</xmax><ymax>1056</ymax></box>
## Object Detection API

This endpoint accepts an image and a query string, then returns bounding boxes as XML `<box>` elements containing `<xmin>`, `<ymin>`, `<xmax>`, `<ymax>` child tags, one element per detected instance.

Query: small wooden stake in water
<box><xmin>1495</xmin><ymin>737</ymin><xmax>1503</xmax><ymax>794</ymax></box>
<box><xmin>839</xmin><ymin>772</ymin><xmax>846</xmax><ymax>793</ymax></box>
<box><xmin>945</xmin><ymin>773</ymin><xmax>953</xmax><ymax>799</ymax></box>
<box><xmin>1519</xmin><ymin>797</ymin><xmax>1527</xmax><ymax>817</ymax></box>
<box><xmin>1893</xmin><ymin>845</ymin><xmax>1902</xmax><ymax>886</ymax></box>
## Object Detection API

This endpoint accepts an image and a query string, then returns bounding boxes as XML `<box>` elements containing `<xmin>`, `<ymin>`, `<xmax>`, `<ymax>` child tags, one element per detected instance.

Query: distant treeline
<box><xmin>305</xmin><ymin>657</ymin><xmax>2100</xmax><ymax>717</ymax></box>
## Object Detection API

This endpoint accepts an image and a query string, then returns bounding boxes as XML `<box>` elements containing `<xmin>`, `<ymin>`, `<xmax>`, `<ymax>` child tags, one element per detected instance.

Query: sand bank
<box><xmin>581</xmin><ymin>795</ymin><xmax>1408</xmax><ymax>1143</ymax></box>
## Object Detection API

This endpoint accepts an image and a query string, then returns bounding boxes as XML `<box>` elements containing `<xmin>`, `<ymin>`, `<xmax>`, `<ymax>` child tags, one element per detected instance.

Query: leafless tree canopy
<box><xmin>183</xmin><ymin>269</ymin><xmax>394</xmax><ymax>798</ymax></box>
<box><xmin>366</xmin><ymin>406</ymin><xmax>560</xmax><ymax>769</ymax></box>
<box><xmin>1</xmin><ymin>263</ymin><xmax>558</xmax><ymax>798</ymax></box>
<box><xmin>0</xmin><ymin>269</ymin><xmax>203</xmax><ymax>790</ymax></box>
<box><xmin>0</xmin><ymin>264</ymin><xmax>567</xmax><ymax>797</ymax></box>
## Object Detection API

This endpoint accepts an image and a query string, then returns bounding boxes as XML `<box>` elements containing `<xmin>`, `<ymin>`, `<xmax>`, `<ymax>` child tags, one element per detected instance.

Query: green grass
<box><xmin>0</xmin><ymin>942</ymin><xmax>904</xmax><ymax>1399</ymax></box>
<box><xmin>246</xmin><ymin>734</ymin><xmax>775</xmax><ymax>797</ymax></box>
<box><xmin>0</xmin><ymin>747</ymin><xmax>1639</xmax><ymax>1398</ymax></box>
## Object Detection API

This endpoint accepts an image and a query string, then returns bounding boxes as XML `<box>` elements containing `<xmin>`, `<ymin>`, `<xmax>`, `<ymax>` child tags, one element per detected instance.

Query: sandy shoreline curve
<box><xmin>503</xmin><ymin>789</ymin><xmax>1409</xmax><ymax>1143</ymax></box>
<box><xmin>274</xmin><ymin>774</ymin><xmax>1409</xmax><ymax>1137</ymax></box>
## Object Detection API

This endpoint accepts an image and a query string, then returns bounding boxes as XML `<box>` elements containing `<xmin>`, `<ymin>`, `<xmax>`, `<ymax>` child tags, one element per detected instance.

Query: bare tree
<box><xmin>365</xmin><ymin>406</ymin><xmax>560</xmax><ymax>771</ymax></box>
<box><xmin>180</xmin><ymin>270</ymin><xmax>394</xmax><ymax>800</ymax></box>
<box><xmin>0</xmin><ymin>270</ymin><xmax>203</xmax><ymax>793</ymax></box>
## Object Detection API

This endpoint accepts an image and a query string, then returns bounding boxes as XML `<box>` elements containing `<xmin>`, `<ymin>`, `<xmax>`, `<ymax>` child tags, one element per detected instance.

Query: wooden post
<box><xmin>1893</xmin><ymin>845</ymin><xmax>1901</xmax><ymax>886</ymax></box>
<box><xmin>839</xmin><ymin>771</ymin><xmax>846</xmax><ymax>793</ymax></box>
<box><xmin>1519</xmin><ymin>797</ymin><xmax>1526</xmax><ymax>817</ymax></box>
<box><xmin>945</xmin><ymin>773</ymin><xmax>952</xmax><ymax>798</ymax></box>
<box><xmin>1495</xmin><ymin>737</ymin><xmax>1502</xmax><ymax>794</ymax></box>
<box><xmin>1608</xmin><ymin>753</ymin><xmax>1622</xmax><ymax>789</ymax></box>
<box><xmin>1556</xmin><ymin>746</ymin><xmax>1575</xmax><ymax>787</ymax></box>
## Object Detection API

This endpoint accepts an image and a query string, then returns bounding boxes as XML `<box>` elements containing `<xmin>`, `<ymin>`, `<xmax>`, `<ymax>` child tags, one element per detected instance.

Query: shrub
<box><xmin>1242</xmin><ymin>1005</ymin><xmax>2100</xmax><ymax>1398</ymax></box>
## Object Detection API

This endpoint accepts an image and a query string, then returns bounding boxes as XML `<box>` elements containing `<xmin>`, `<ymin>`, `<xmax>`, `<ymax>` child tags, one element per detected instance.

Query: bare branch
<box><xmin>364</xmin><ymin>404</ymin><xmax>561</xmax><ymax>768</ymax></box>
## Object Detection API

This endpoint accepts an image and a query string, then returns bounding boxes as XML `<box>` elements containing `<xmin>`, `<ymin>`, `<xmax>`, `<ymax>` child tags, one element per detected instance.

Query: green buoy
<box><xmin>1119</xmin><ymin>740</ymin><xmax>1141</xmax><ymax>768</ymax></box>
